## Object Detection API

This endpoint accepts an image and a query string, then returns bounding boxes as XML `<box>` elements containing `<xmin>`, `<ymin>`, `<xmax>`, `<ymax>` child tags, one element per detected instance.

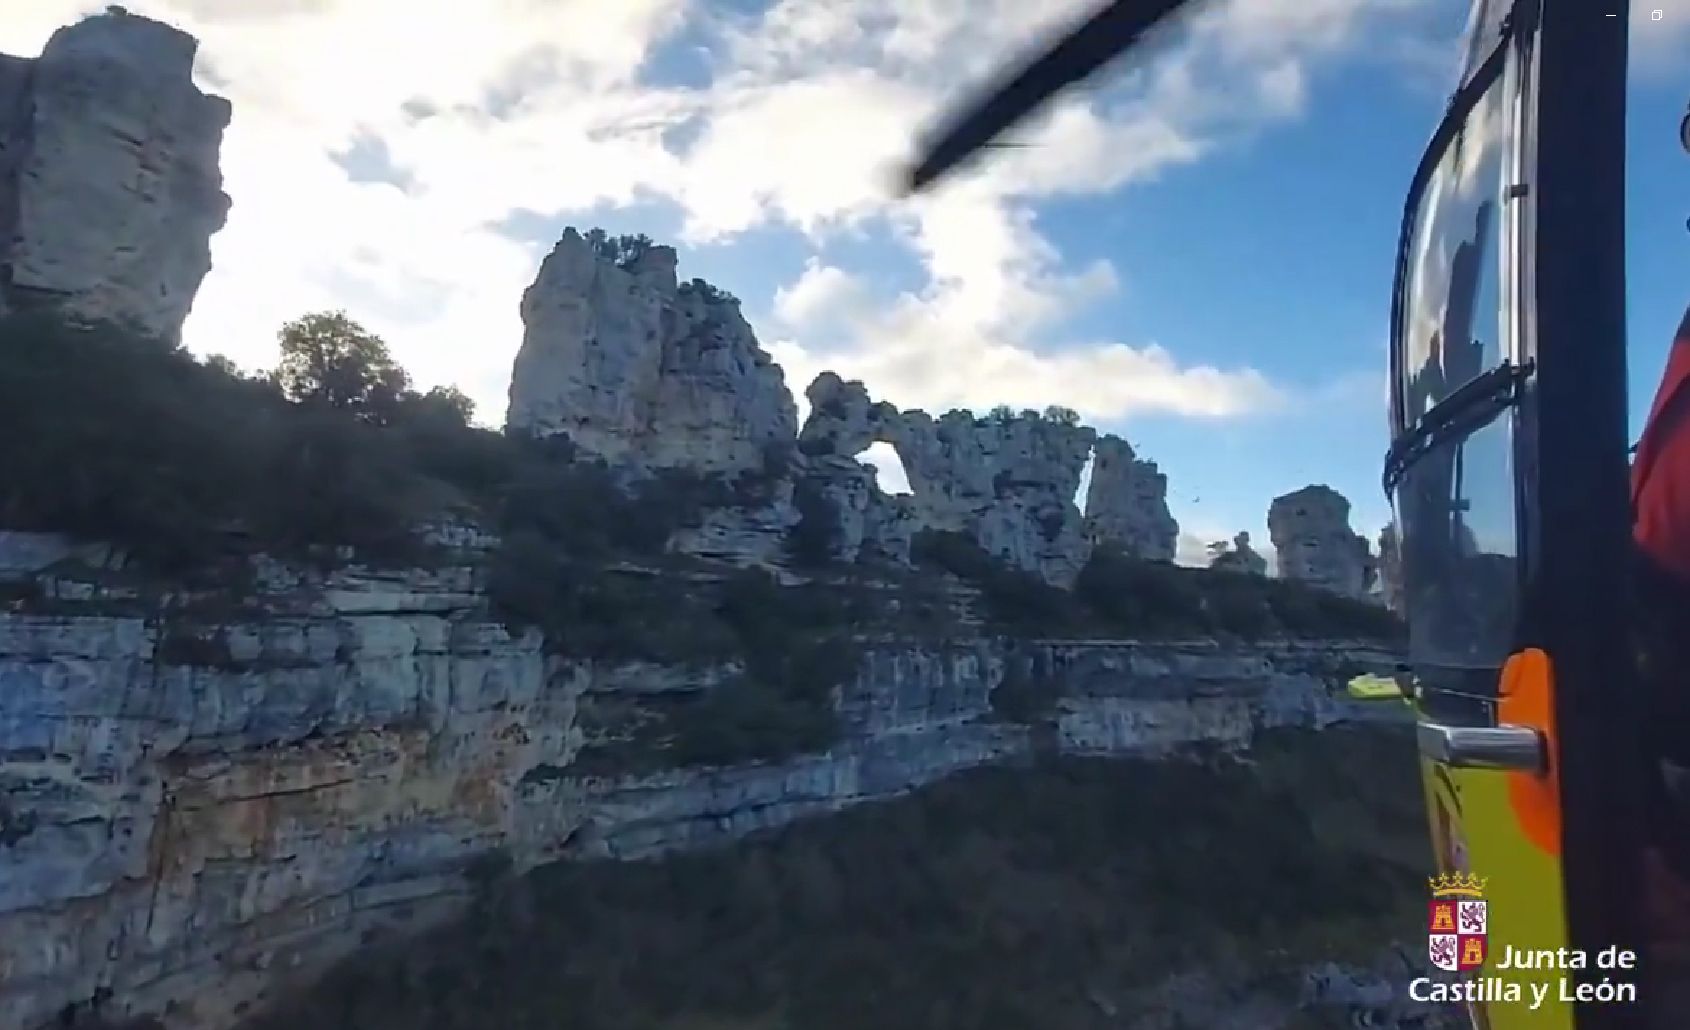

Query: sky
<box><xmin>4</xmin><ymin>0</ymin><xmax>1687</xmax><ymax>567</ymax></box>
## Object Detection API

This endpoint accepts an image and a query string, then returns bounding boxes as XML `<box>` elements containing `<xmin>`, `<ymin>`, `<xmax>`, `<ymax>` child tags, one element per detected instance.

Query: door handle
<box><xmin>1417</xmin><ymin>721</ymin><xmax>1545</xmax><ymax>773</ymax></box>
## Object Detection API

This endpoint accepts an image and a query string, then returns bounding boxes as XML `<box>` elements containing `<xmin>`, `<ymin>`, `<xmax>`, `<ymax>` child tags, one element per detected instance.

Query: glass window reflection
<box><xmin>1399</xmin><ymin>80</ymin><xmax>1509</xmax><ymax>427</ymax></box>
<box><xmin>1393</xmin><ymin>412</ymin><xmax>1518</xmax><ymax>673</ymax></box>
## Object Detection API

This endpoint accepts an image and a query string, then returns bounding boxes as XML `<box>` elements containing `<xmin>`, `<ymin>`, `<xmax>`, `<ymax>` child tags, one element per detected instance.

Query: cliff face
<box><xmin>0</xmin><ymin>532</ymin><xmax>1405</xmax><ymax>1030</ymax></box>
<box><xmin>0</xmin><ymin>8</ymin><xmax>231</xmax><ymax>341</ymax></box>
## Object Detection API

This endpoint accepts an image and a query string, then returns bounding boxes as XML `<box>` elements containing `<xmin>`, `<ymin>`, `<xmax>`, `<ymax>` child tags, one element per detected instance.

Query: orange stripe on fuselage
<box><xmin>1498</xmin><ymin>648</ymin><xmax>1562</xmax><ymax>856</ymax></box>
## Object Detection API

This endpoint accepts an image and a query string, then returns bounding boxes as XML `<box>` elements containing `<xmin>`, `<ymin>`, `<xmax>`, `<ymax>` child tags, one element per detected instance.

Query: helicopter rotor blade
<box><xmin>902</xmin><ymin>0</ymin><xmax>1207</xmax><ymax>195</ymax></box>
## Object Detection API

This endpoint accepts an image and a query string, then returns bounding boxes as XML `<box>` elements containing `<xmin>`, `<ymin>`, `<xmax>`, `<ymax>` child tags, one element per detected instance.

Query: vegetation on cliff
<box><xmin>912</xmin><ymin>530</ymin><xmax>1403</xmax><ymax>643</ymax></box>
<box><xmin>0</xmin><ymin>309</ymin><xmax>1399</xmax><ymax>641</ymax></box>
<box><xmin>0</xmin><ymin>311</ymin><xmax>753</xmax><ymax>574</ymax></box>
<box><xmin>0</xmin><ymin>308</ymin><xmax>1405</xmax><ymax>768</ymax></box>
<box><xmin>243</xmin><ymin>726</ymin><xmax>1431</xmax><ymax>1030</ymax></box>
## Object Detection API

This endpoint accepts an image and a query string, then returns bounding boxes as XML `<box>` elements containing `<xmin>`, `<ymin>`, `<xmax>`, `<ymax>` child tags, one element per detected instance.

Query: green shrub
<box><xmin>666</xmin><ymin>570</ymin><xmax>857</xmax><ymax>765</ymax></box>
<box><xmin>988</xmin><ymin>655</ymin><xmax>1057</xmax><ymax>724</ymax></box>
<box><xmin>1074</xmin><ymin>547</ymin><xmax>1404</xmax><ymax>644</ymax></box>
<box><xmin>680</xmin><ymin>278</ymin><xmax>739</xmax><ymax>306</ymax></box>
<box><xmin>785</xmin><ymin>478</ymin><xmax>839</xmax><ymax>568</ymax></box>
<box><xmin>910</xmin><ymin>530</ymin><xmax>1082</xmax><ymax>631</ymax></box>
<box><xmin>0</xmin><ymin>313</ymin><xmax>430</xmax><ymax>572</ymax></box>
<box><xmin>585</xmin><ymin>229</ymin><xmax>656</xmax><ymax>270</ymax></box>
<box><xmin>666</xmin><ymin>676</ymin><xmax>840</xmax><ymax>767</ymax></box>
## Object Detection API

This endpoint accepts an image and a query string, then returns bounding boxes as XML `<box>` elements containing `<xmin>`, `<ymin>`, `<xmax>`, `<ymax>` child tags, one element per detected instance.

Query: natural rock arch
<box><xmin>797</xmin><ymin>373</ymin><xmax>1099</xmax><ymax>585</ymax></box>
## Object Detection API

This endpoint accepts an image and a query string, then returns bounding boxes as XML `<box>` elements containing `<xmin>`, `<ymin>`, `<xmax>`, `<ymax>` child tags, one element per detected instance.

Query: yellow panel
<box><xmin>1420</xmin><ymin>755</ymin><xmax>1575</xmax><ymax>1028</ymax></box>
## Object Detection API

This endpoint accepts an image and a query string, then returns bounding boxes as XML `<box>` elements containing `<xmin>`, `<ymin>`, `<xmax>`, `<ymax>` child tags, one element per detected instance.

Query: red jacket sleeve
<box><xmin>1633</xmin><ymin>305</ymin><xmax>1690</xmax><ymax>583</ymax></box>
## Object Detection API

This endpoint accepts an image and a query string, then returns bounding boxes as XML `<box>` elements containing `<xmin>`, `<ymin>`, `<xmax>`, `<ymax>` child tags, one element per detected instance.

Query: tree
<box><xmin>203</xmin><ymin>353</ymin><xmax>243</xmax><ymax>379</ymax></box>
<box><xmin>585</xmin><ymin>229</ymin><xmax>657</xmax><ymax>270</ymax></box>
<box><xmin>986</xmin><ymin>404</ymin><xmax>1016</xmax><ymax>424</ymax></box>
<box><xmin>786</xmin><ymin>479</ymin><xmax>840</xmax><ymax>568</ymax></box>
<box><xmin>681</xmin><ymin>278</ymin><xmax>739</xmax><ymax>306</ymax></box>
<box><xmin>1042</xmin><ymin>405</ymin><xmax>1080</xmax><ymax>426</ymax></box>
<box><xmin>408</xmin><ymin>384</ymin><xmax>475</xmax><ymax>426</ymax></box>
<box><xmin>272</xmin><ymin>311</ymin><xmax>411</xmax><ymax>424</ymax></box>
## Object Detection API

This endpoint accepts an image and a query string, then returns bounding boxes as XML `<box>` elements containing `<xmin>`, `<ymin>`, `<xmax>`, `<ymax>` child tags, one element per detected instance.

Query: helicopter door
<box><xmin>1387</xmin><ymin>1</ymin><xmax>1644</xmax><ymax>1028</ymax></box>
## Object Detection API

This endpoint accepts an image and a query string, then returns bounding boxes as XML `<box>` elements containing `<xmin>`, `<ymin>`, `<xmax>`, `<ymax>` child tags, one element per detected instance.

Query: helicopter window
<box><xmin>1397</xmin><ymin>70</ymin><xmax>1509</xmax><ymax>427</ymax></box>
<box><xmin>1391</xmin><ymin>411</ymin><xmax>1519</xmax><ymax>676</ymax></box>
<box><xmin>1388</xmin><ymin>29</ymin><xmax>1518</xmax><ymax>686</ymax></box>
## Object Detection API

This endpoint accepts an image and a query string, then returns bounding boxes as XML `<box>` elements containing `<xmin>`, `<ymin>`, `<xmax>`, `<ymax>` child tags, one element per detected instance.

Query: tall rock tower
<box><xmin>1082</xmin><ymin>434</ymin><xmax>1178</xmax><ymax>561</ymax></box>
<box><xmin>1267</xmin><ymin>484</ymin><xmax>1377</xmax><ymax>599</ymax></box>
<box><xmin>507</xmin><ymin>227</ymin><xmax>797</xmax><ymax>476</ymax></box>
<box><xmin>0</xmin><ymin>6</ymin><xmax>232</xmax><ymax>341</ymax></box>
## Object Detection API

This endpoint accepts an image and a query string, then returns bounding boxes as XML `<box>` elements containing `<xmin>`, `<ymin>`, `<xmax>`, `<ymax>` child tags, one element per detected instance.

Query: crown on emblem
<box><xmin>1429</xmin><ymin>871</ymin><xmax>1488</xmax><ymax>898</ymax></box>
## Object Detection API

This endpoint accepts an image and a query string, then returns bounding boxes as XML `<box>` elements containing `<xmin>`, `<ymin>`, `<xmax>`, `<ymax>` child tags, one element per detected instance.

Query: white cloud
<box><xmin>2</xmin><ymin>0</ymin><xmax>1449</xmax><ymax>429</ymax></box>
<box><xmin>1176</xmin><ymin>530</ymin><xmax>1222</xmax><ymax>568</ymax></box>
<box><xmin>772</xmin><ymin>259</ymin><xmax>869</xmax><ymax>329</ymax></box>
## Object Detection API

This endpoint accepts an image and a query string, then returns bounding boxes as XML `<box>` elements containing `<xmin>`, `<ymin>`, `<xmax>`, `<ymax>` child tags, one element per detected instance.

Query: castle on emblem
<box><xmin>1429</xmin><ymin>871</ymin><xmax>1489</xmax><ymax>972</ymax></box>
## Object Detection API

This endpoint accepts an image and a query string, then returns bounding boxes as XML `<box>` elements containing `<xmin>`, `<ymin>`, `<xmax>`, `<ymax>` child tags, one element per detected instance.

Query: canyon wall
<box><xmin>0</xmin><ymin>534</ymin><xmax>1405</xmax><ymax>1030</ymax></box>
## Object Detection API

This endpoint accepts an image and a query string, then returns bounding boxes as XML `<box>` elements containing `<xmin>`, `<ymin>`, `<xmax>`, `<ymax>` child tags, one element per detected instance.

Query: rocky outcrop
<box><xmin>1083</xmin><ymin>434</ymin><xmax>1178</xmax><ymax>560</ymax></box>
<box><xmin>1377</xmin><ymin>524</ymin><xmax>1403</xmax><ymax>612</ymax></box>
<box><xmin>797</xmin><ymin>371</ymin><xmax>896</xmax><ymax>457</ymax></box>
<box><xmin>1209</xmin><ymin>531</ymin><xmax>1267</xmax><ymax>576</ymax></box>
<box><xmin>884</xmin><ymin>410</ymin><xmax>1096</xmax><ymax>584</ymax></box>
<box><xmin>797</xmin><ymin>374</ymin><xmax>1096</xmax><ymax>585</ymax></box>
<box><xmin>0</xmin><ymin>7</ymin><xmax>231</xmax><ymax>342</ymax></box>
<box><xmin>1268</xmin><ymin>485</ymin><xmax>1377</xmax><ymax>599</ymax></box>
<box><xmin>0</xmin><ymin>533</ymin><xmax>1404</xmax><ymax>1030</ymax></box>
<box><xmin>507</xmin><ymin>229</ymin><xmax>797</xmax><ymax>476</ymax></box>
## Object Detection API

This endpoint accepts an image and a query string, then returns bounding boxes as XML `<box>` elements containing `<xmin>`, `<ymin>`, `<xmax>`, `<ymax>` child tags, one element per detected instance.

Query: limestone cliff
<box><xmin>1268</xmin><ymin>485</ymin><xmax>1377</xmax><ymax>600</ymax></box>
<box><xmin>507</xmin><ymin>229</ymin><xmax>797</xmax><ymax>476</ymax></box>
<box><xmin>1082</xmin><ymin>434</ymin><xmax>1178</xmax><ymax>561</ymax></box>
<box><xmin>0</xmin><ymin>531</ymin><xmax>1404</xmax><ymax>1030</ymax></box>
<box><xmin>0</xmin><ymin>7</ymin><xmax>231</xmax><ymax>342</ymax></box>
<box><xmin>798</xmin><ymin>372</ymin><xmax>1098</xmax><ymax>586</ymax></box>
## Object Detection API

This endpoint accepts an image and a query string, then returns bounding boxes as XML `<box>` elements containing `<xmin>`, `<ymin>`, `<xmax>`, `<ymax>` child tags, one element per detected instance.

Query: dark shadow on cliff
<box><xmin>243</xmin><ymin>726</ymin><xmax>1431</xmax><ymax>1030</ymax></box>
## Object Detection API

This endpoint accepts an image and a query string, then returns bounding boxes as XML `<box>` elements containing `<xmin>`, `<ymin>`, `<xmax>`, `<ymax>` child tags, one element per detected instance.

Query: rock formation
<box><xmin>0</xmin><ymin>532</ymin><xmax>1406</xmax><ymax>1030</ymax></box>
<box><xmin>1377</xmin><ymin>524</ymin><xmax>1403</xmax><ymax>612</ymax></box>
<box><xmin>1268</xmin><ymin>485</ymin><xmax>1377</xmax><ymax>599</ymax></box>
<box><xmin>1209</xmin><ymin>531</ymin><xmax>1267</xmax><ymax>576</ymax></box>
<box><xmin>1083</xmin><ymin>434</ymin><xmax>1178</xmax><ymax>560</ymax></box>
<box><xmin>507</xmin><ymin>228</ymin><xmax>797</xmax><ymax>476</ymax></box>
<box><xmin>798</xmin><ymin>373</ymin><xmax>1097</xmax><ymax>585</ymax></box>
<box><xmin>797</xmin><ymin>371</ymin><xmax>898</xmax><ymax>455</ymax></box>
<box><xmin>0</xmin><ymin>9</ymin><xmax>1422</xmax><ymax>1029</ymax></box>
<box><xmin>0</xmin><ymin>7</ymin><xmax>231</xmax><ymax>342</ymax></box>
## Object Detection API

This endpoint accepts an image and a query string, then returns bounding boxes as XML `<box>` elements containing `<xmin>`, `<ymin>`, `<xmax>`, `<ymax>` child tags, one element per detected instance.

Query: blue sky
<box><xmin>7</xmin><ymin>0</ymin><xmax>1685</xmax><ymax>565</ymax></box>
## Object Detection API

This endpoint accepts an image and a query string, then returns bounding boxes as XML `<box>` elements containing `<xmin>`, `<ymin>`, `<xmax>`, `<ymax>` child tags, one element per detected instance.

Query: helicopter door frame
<box><xmin>1385</xmin><ymin>0</ymin><xmax>1643</xmax><ymax>1025</ymax></box>
<box><xmin>1523</xmin><ymin>3</ymin><xmax>1643</xmax><ymax>1027</ymax></box>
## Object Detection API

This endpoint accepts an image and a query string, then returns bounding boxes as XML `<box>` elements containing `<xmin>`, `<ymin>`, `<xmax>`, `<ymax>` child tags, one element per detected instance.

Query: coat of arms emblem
<box><xmin>1428</xmin><ymin>871</ymin><xmax>1488</xmax><ymax>972</ymax></box>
